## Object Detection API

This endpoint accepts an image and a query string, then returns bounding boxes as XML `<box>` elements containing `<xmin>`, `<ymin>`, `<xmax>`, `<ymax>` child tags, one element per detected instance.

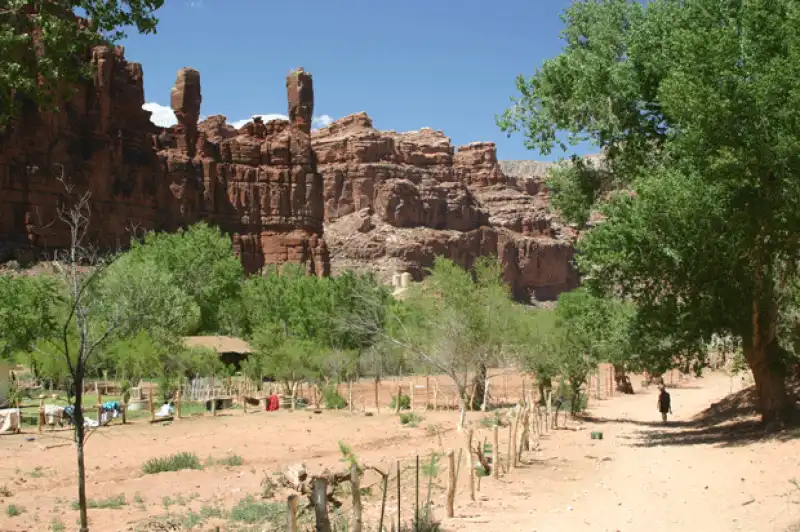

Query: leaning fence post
<box><xmin>415</xmin><ymin>455</ymin><xmax>420</xmax><ymax>531</ymax></box>
<box><xmin>312</xmin><ymin>477</ymin><xmax>331</xmax><ymax>532</ymax></box>
<box><xmin>446</xmin><ymin>450</ymin><xmax>455</xmax><ymax>518</ymax></box>
<box><xmin>351</xmin><ymin>462</ymin><xmax>363</xmax><ymax>532</ymax></box>
<box><xmin>466</xmin><ymin>428</ymin><xmax>475</xmax><ymax>501</ymax></box>
<box><xmin>286</xmin><ymin>494</ymin><xmax>298</xmax><ymax>532</ymax></box>
<box><xmin>395</xmin><ymin>384</ymin><xmax>402</xmax><ymax>414</ymax></box>
<box><xmin>38</xmin><ymin>396</ymin><xmax>45</xmax><ymax>432</ymax></box>
<box><xmin>148</xmin><ymin>390</ymin><xmax>155</xmax><ymax>423</ymax></box>
<box><xmin>378</xmin><ymin>470</ymin><xmax>389</xmax><ymax>531</ymax></box>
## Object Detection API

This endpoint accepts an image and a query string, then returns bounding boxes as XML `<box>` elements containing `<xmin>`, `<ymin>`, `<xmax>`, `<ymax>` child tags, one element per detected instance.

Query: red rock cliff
<box><xmin>313</xmin><ymin>114</ymin><xmax>579</xmax><ymax>301</ymax></box>
<box><xmin>0</xmin><ymin>49</ymin><xmax>328</xmax><ymax>276</ymax></box>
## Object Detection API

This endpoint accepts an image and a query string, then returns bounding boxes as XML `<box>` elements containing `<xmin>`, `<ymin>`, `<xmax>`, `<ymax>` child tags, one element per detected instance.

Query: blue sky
<box><xmin>123</xmin><ymin>0</ymin><xmax>592</xmax><ymax>161</ymax></box>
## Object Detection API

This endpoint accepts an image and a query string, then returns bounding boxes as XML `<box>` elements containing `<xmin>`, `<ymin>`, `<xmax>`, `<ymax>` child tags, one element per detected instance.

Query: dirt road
<box><xmin>450</xmin><ymin>373</ymin><xmax>800</xmax><ymax>532</ymax></box>
<box><xmin>0</xmin><ymin>372</ymin><xmax>797</xmax><ymax>531</ymax></box>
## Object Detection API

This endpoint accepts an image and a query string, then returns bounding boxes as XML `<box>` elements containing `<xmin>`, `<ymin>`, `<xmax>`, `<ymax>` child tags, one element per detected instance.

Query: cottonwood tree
<box><xmin>499</xmin><ymin>0</ymin><xmax>800</xmax><ymax>424</ymax></box>
<box><xmin>0</xmin><ymin>0</ymin><xmax>164</xmax><ymax>123</ymax></box>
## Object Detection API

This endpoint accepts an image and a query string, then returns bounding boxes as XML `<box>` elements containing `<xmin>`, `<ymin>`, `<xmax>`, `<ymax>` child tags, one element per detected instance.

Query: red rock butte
<box><xmin>0</xmin><ymin>47</ymin><xmax>579</xmax><ymax>300</ymax></box>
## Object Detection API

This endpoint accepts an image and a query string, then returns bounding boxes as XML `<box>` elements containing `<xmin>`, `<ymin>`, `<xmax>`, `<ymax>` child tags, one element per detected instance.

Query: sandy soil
<box><xmin>0</xmin><ymin>371</ymin><xmax>798</xmax><ymax>531</ymax></box>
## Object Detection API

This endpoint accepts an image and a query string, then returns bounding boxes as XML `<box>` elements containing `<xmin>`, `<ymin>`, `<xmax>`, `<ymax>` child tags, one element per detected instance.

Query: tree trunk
<box><xmin>471</xmin><ymin>363</ymin><xmax>487</xmax><ymax>410</ymax></box>
<box><xmin>457</xmin><ymin>395</ymin><xmax>467</xmax><ymax>433</ymax></box>
<box><xmin>743</xmin><ymin>340</ymin><xmax>791</xmax><ymax>424</ymax></box>
<box><xmin>74</xmin><ymin>377</ymin><xmax>89</xmax><ymax>532</ymax></box>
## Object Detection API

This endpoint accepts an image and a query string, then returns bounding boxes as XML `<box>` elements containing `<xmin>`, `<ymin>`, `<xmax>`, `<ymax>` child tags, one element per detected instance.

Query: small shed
<box><xmin>183</xmin><ymin>336</ymin><xmax>253</xmax><ymax>370</ymax></box>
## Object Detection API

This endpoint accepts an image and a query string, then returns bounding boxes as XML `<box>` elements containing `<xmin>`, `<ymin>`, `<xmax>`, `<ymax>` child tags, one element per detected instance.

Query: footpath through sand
<box><xmin>449</xmin><ymin>372</ymin><xmax>800</xmax><ymax>532</ymax></box>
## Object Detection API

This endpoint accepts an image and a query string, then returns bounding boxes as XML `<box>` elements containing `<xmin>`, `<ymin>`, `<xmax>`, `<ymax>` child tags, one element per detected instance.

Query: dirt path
<box><xmin>1</xmin><ymin>372</ymin><xmax>798</xmax><ymax>531</ymax></box>
<box><xmin>447</xmin><ymin>373</ymin><xmax>800</xmax><ymax>532</ymax></box>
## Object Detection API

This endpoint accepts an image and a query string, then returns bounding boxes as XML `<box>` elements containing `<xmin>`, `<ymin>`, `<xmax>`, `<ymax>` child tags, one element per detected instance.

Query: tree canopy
<box><xmin>499</xmin><ymin>0</ymin><xmax>800</xmax><ymax>423</ymax></box>
<box><xmin>0</xmin><ymin>0</ymin><xmax>164</xmax><ymax>122</ymax></box>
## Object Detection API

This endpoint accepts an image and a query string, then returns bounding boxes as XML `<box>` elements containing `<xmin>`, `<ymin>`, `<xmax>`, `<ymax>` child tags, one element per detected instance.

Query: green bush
<box><xmin>229</xmin><ymin>495</ymin><xmax>283</xmax><ymax>525</ymax></box>
<box><xmin>399</xmin><ymin>412</ymin><xmax>422</xmax><ymax>427</ymax></box>
<box><xmin>323</xmin><ymin>387</ymin><xmax>348</xmax><ymax>410</ymax></box>
<box><xmin>6</xmin><ymin>504</ymin><xmax>23</xmax><ymax>517</ymax></box>
<box><xmin>389</xmin><ymin>393</ymin><xmax>411</xmax><ymax>410</ymax></box>
<box><xmin>142</xmin><ymin>452</ymin><xmax>203</xmax><ymax>475</ymax></box>
<box><xmin>71</xmin><ymin>495</ymin><xmax>127</xmax><ymax>510</ymax></box>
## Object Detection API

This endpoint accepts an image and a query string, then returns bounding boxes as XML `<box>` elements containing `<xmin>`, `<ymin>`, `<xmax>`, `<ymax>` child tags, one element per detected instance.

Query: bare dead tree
<box><xmin>49</xmin><ymin>174</ymin><xmax>118</xmax><ymax>532</ymax></box>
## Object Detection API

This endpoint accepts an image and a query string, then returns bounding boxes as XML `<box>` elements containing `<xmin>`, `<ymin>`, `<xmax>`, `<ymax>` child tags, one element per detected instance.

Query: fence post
<box><xmin>466</xmin><ymin>428</ymin><xmax>475</xmax><ymax>501</ymax></box>
<box><xmin>415</xmin><ymin>455</ymin><xmax>420</xmax><ymax>531</ymax></box>
<box><xmin>511</xmin><ymin>406</ymin><xmax>521</xmax><ymax>469</ymax></box>
<box><xmin>395</xmin><ymin>384</ymin><xmax>402</xmax><ymax>414</ymax></box>
<box><xmin>174</xmin><ymin>390</ymin><xmax>181</xmax><ymax>421</ymax></box>
<box><xmin>378</xmin><ymin>470</ymin><xmax>389</xmax><ymax>532</ymax></box>
<box><xmin>493</xmin><ymin>425</ymin><xmax>500</xmax><ymax>479</ymax></box>
<box><xmin>96</xmin><ymin>383</ymin><xmax>103</xmax><ymax>426</ymax></box>
<box><xmin>210</xmin><ymin>374</ymin><xmax>217</xmax><ymax>417</ymax></box>
<box><xmin>312</xmin><ymin>477</ymin><xmax>331</xmax><ymax>532</ymax></box>
<box><xmin>351</xmin><ymin>462</ymin><xmax>362</xmax><ymax>532</ymax></box>
<box><xmin>446</xmin><ymin>450</ymin><xmax>455</xmax><ymax>518</ymax></box>
<box><xmin>286</xmin><ymin>494</ymin><xmax>298</xmax><ymax>532</ymax></box>
<box><xmin>38</xmin><ymin>396</ymin><xmax>44</xmax><ymax>432</ymax></box>
<box><xmin>396</xmin><ymin>460</ymin><xmax>401</xmax><ymax>532</ymax></box>
<box><xmin>348</xmin><ymin>380</ymin><xmax>353</xmax><ymax>414</ymax></box>
<box><xmin>410</xmin><ymin>380</ymin><xmax>415</xmax><ymax>412</ymax></box>
<box><xmin>148</xmin><ymin>390</ymin><xmax>155</xmax><ymax>423</ymax></box>
<box><xmin>121</xmin><ymin>398</ymin><xmax>127</xmax><ymax>425</ymax></box>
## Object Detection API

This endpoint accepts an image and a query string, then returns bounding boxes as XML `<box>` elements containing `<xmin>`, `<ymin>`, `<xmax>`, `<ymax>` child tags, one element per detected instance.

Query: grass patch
<box><xmin>208</xmin><ymin>454</ymin><xmax>244</xmax><ymax>467</ymax></box>
<box><xmin>50</xmin><ymin>518</ymin><xmax>65</xmax><ymax>532</ymax></box>
<box><xmin>399</xmin><ymin>412</ymin><xmax>423</xmax><ymax>427</ymax></box>
<box><xmin>6</xmin><ymin>504</ymin><xmax>24</xmax><ymax>517</ymax></box>
<box><xmin>29</xmin><ymin>466</ymin><xmax>46</xmax><ymax>478</ymax></box>
<box><xmin>71</xmin><ymin>494</ymin><xmax>127</xmax><ymax>510</ymax></box>
<box><xmin>182</xmin><ymin>504</ymin><xmax>226</xmax><ymax>529</ymax></box>
<box><xmin>0</xmin><ymin>484</ymin><xmax>11</xmax><ymax>497</ymax></box>
<box><xmin>229</xmin><ymin>495</ymin><xmax>283</xmax><ymax>525</ymax></box>
<box><xmin>142</xmin><ymin>452</ymin><xmax>203</xmax><ymax>475</ymax></box>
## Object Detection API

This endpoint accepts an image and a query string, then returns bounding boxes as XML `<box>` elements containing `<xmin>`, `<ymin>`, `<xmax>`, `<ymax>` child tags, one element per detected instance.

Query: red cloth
<box><xmin>266</xmin><ymin>394</ymin><xmax>280</xmax><ymax>412</ymax></box>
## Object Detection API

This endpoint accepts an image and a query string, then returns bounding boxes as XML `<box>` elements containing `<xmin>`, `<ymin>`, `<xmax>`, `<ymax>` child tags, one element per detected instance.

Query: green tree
<box><xmin>0</xmin><ymin>0</ymin><xmax>164</xmax><ymax>123</ymax></box>
<box><xmin>499</xmin><ymin>0</ymin><xmax>800</xmax><ymax>423</ymax></box>
<box><xmin>121</xmin><ymin>223</ymin><xmax>243</xmax><ymax>333</ymax></box>
<box><xmin>0</xmin><ymin>274</ymin><xmax>60</xmax><ymax>359</ymax></box>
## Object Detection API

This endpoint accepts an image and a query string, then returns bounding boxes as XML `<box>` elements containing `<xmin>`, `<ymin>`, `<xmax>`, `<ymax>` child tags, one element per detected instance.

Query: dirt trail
<box><xmin>448</xmin><ymin>373</ymin><xmax>800</xmax><ymax>532</ymax></box>
<box><xmin>0</xmin><ymin>372</ymin><xmax>798</xmax><ymax>531</ymax></box>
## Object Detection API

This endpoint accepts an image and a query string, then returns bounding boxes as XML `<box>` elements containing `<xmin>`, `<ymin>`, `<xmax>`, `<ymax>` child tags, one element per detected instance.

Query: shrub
<box><xmin>399</xmin><ymin>412</ymin><xmax>422</xmax><ymax>427</ymax></box>
<box><xmin>229</xmin><ymin>495</ymin><xmax>283</xmax><ymax>525</ymax></box>
<box><xmin>142</xmin><ymin>452</ymin><xmax>203</xmax><ymax>475</ymax></box>
<box><xmin>323</xmin><ymin>387</ymin><xmax>348</xmax><ymax>410</ymax></box>
<box><xmin>71</xmin><ymin>495</ymin><xmax>127</xmax><ymax>510</ymax></box>
<box><xmin>389</xmin><ymin>393</ymin><xmax>411</xmax><ymax>410</ymax></box>
<box><xmin>211</xmin><ymin>454</ymin><xmax>244</xmax><ymax>467</ymax></box>
<box><xmin>6</xmin><ymin>504</ymin><xmax>23</xmax><ymax>517</ymax></box>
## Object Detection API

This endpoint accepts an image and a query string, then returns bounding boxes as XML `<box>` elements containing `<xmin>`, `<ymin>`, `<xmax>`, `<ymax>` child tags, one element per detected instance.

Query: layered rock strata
<box><xmin>313</xmin><ymin>114</ymin><xmax>579</xmax><ymax>301</ymax></box>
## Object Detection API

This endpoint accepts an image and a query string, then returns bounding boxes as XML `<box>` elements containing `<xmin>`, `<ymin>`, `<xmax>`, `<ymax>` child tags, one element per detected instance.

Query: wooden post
<box><xmin>348</xmin><ymin>380</ymin><xmax>353</xmax><ymax>414</ymax></box>
<box><xmin>210</xmin><ymin>374</ymin><xmax>217</xmax><ymax>417</ymax></box>
<box><xmin>409</xmin><ymin>380</ymin><xmax>415</xmax><ymax>412</ymax></box>
<box><xmin>415</xmin><ymin>454</ymin><xmax>420</xmax><ymax>530</ymax></box>
<box><xmin>446</xmin><ymin>450</ymin><xmax>456</xmax><ymax>518</ymax></box>
<box><xmin>351</xmin><ymin>462</ymin><xmax>363</xmax><ymax>532</ymax></box>
<box><xmin>492</xmin><ymin>425</ymin><xmax>500</xmax><ymax>479</ymax></box>
<box><xmin>97</xmin><ymin>383</ymin><xmax>103</xmax><ymax>426</ymax></box>
<box><xmin>38</xmin><ymin>396</ymin><xmax>45</xmax><ymax>432</ymax></box>
<box><xmin>504</xmin><ymin>372</ymin><xmax>509</xmax><ymax>406</ymax></box>
<box><xmin>466</xmin><ymin>428</ymin><xmax>475</xmax><ymax>501</ymax></box>
<box><xmin>173</xmin><ymin>391</ymin><xmax>181</xmax><ymax>421</ymax></box>
<box><xmin>433</xmin><ymin>382</ymin><xmax>438</xmax><ymax>412</ymax></box>
<box><xmin>511</xmin><ymin>406</ymin><xmax>521</xmax><ymax>469</ymax></box>
<box><xmin>374</xmin><ymin>378</ymin><xmax>380</xmax><ymax>414</ymax></box>
<box><xmin>425</xmin><ymin>376</ymin><xmax>430</xmax><ymax>411</ymax></box>
<box><xmin>286</xmin><ymin>494</ymin><xmax>298</xmax><ymax>532</ymax></box>
<box><xmin>396</xmin><ymin>460</ymin><xmax>401</xmax><ymax>532</ymax></box>
<box><xmin>312</xmin><ymin>477</ymin><xmax>331</xmax><ymax>532</ymax></box>
<box><xmin>121</xmin><ymin>399</ymin><xmax>127</xmax><ymax>425</ymax></box>
<box><xmin>148</xmin><ymin>390</ymin><xmax>155</xmax><ymax>423</ymax></box>
<box><xmin>378</xmin><ymin>470</ymin><xmax>389</xmax><ymax>532</ymax></box>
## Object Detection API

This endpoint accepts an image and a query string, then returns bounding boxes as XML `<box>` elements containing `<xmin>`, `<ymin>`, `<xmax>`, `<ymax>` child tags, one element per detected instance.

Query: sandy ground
<box><xmin>0</xmin><ymin>371</ymin><xmax>798</xmax><ymax>531</ymax></box>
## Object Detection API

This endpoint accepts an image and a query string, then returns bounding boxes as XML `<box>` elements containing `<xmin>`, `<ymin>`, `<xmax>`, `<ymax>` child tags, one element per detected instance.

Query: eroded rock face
<box><xmin>0</xmin><ymin>51</ymin><xmax>328</xmax><ymax>276</ymax></box>
<box><xmin>314</xmin><ymin>114</ymin><xmax>579</xmax><ymax>301</ymax></box>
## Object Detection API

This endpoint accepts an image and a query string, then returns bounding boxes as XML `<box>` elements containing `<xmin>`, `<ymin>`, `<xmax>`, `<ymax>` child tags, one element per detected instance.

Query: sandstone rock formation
<box><xmin>0</xmin><ymin>46</ymin><xmax>576</xmax><ymax>300</ymax></box>
<box><xmin>313</xmin><ymin>115</ymin><xmax>579</xmax><ymax>301</ymax></box>
<box><xmin>0</xmin><ymin>49</ymin><xmax>328</xmax><ymax>276</ymax></box>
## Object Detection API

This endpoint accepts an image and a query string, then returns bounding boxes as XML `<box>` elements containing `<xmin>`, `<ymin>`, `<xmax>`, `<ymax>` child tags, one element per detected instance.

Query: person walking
<box><xmin>657</xmin><ymin>385</ymin><xmax>672</xmax><ymax>424</ymax></box>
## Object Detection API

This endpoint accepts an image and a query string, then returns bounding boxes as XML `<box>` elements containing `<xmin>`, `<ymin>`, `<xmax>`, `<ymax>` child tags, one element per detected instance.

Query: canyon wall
<box><xmin>0</xmin><ymin>47</ymin><xmax>328</xmax><ymax>275</ymax></box>
<box><xmin>313</xmin><ymin>114</ymin><xmax>579</xmax><ymax>301</ymax></box>
<box><xmin>0</xmin><ymin>47</ymin><xmax>577</xmax><ymax>300</ymax></box>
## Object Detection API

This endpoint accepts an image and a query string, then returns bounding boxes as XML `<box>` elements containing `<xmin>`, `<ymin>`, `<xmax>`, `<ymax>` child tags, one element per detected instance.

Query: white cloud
<box><xmin>142</xmin><ymin>102</ymin><xmax>177</xmax><ymax>127</ymax></box>
<box><xmin>312</xmin><ymin>114</ymin><xmax>333</xmax><ymax>129</ymax></box>
<box><xmin>230</xmin><ymin>113</ymin><xmax>288</xmax><ymax>129</ymax></box>
<box><xmin>143</xmin><ymin>104</ymin><xmax>335</xmax><ymax>131</ymax></box>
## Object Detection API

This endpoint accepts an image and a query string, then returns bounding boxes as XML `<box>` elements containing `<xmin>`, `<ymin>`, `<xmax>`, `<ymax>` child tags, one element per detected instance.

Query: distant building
<box><xmin>183</xmin><ymin>336</ymin><xmax>253</xmax><ymax>370</ymax></box>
